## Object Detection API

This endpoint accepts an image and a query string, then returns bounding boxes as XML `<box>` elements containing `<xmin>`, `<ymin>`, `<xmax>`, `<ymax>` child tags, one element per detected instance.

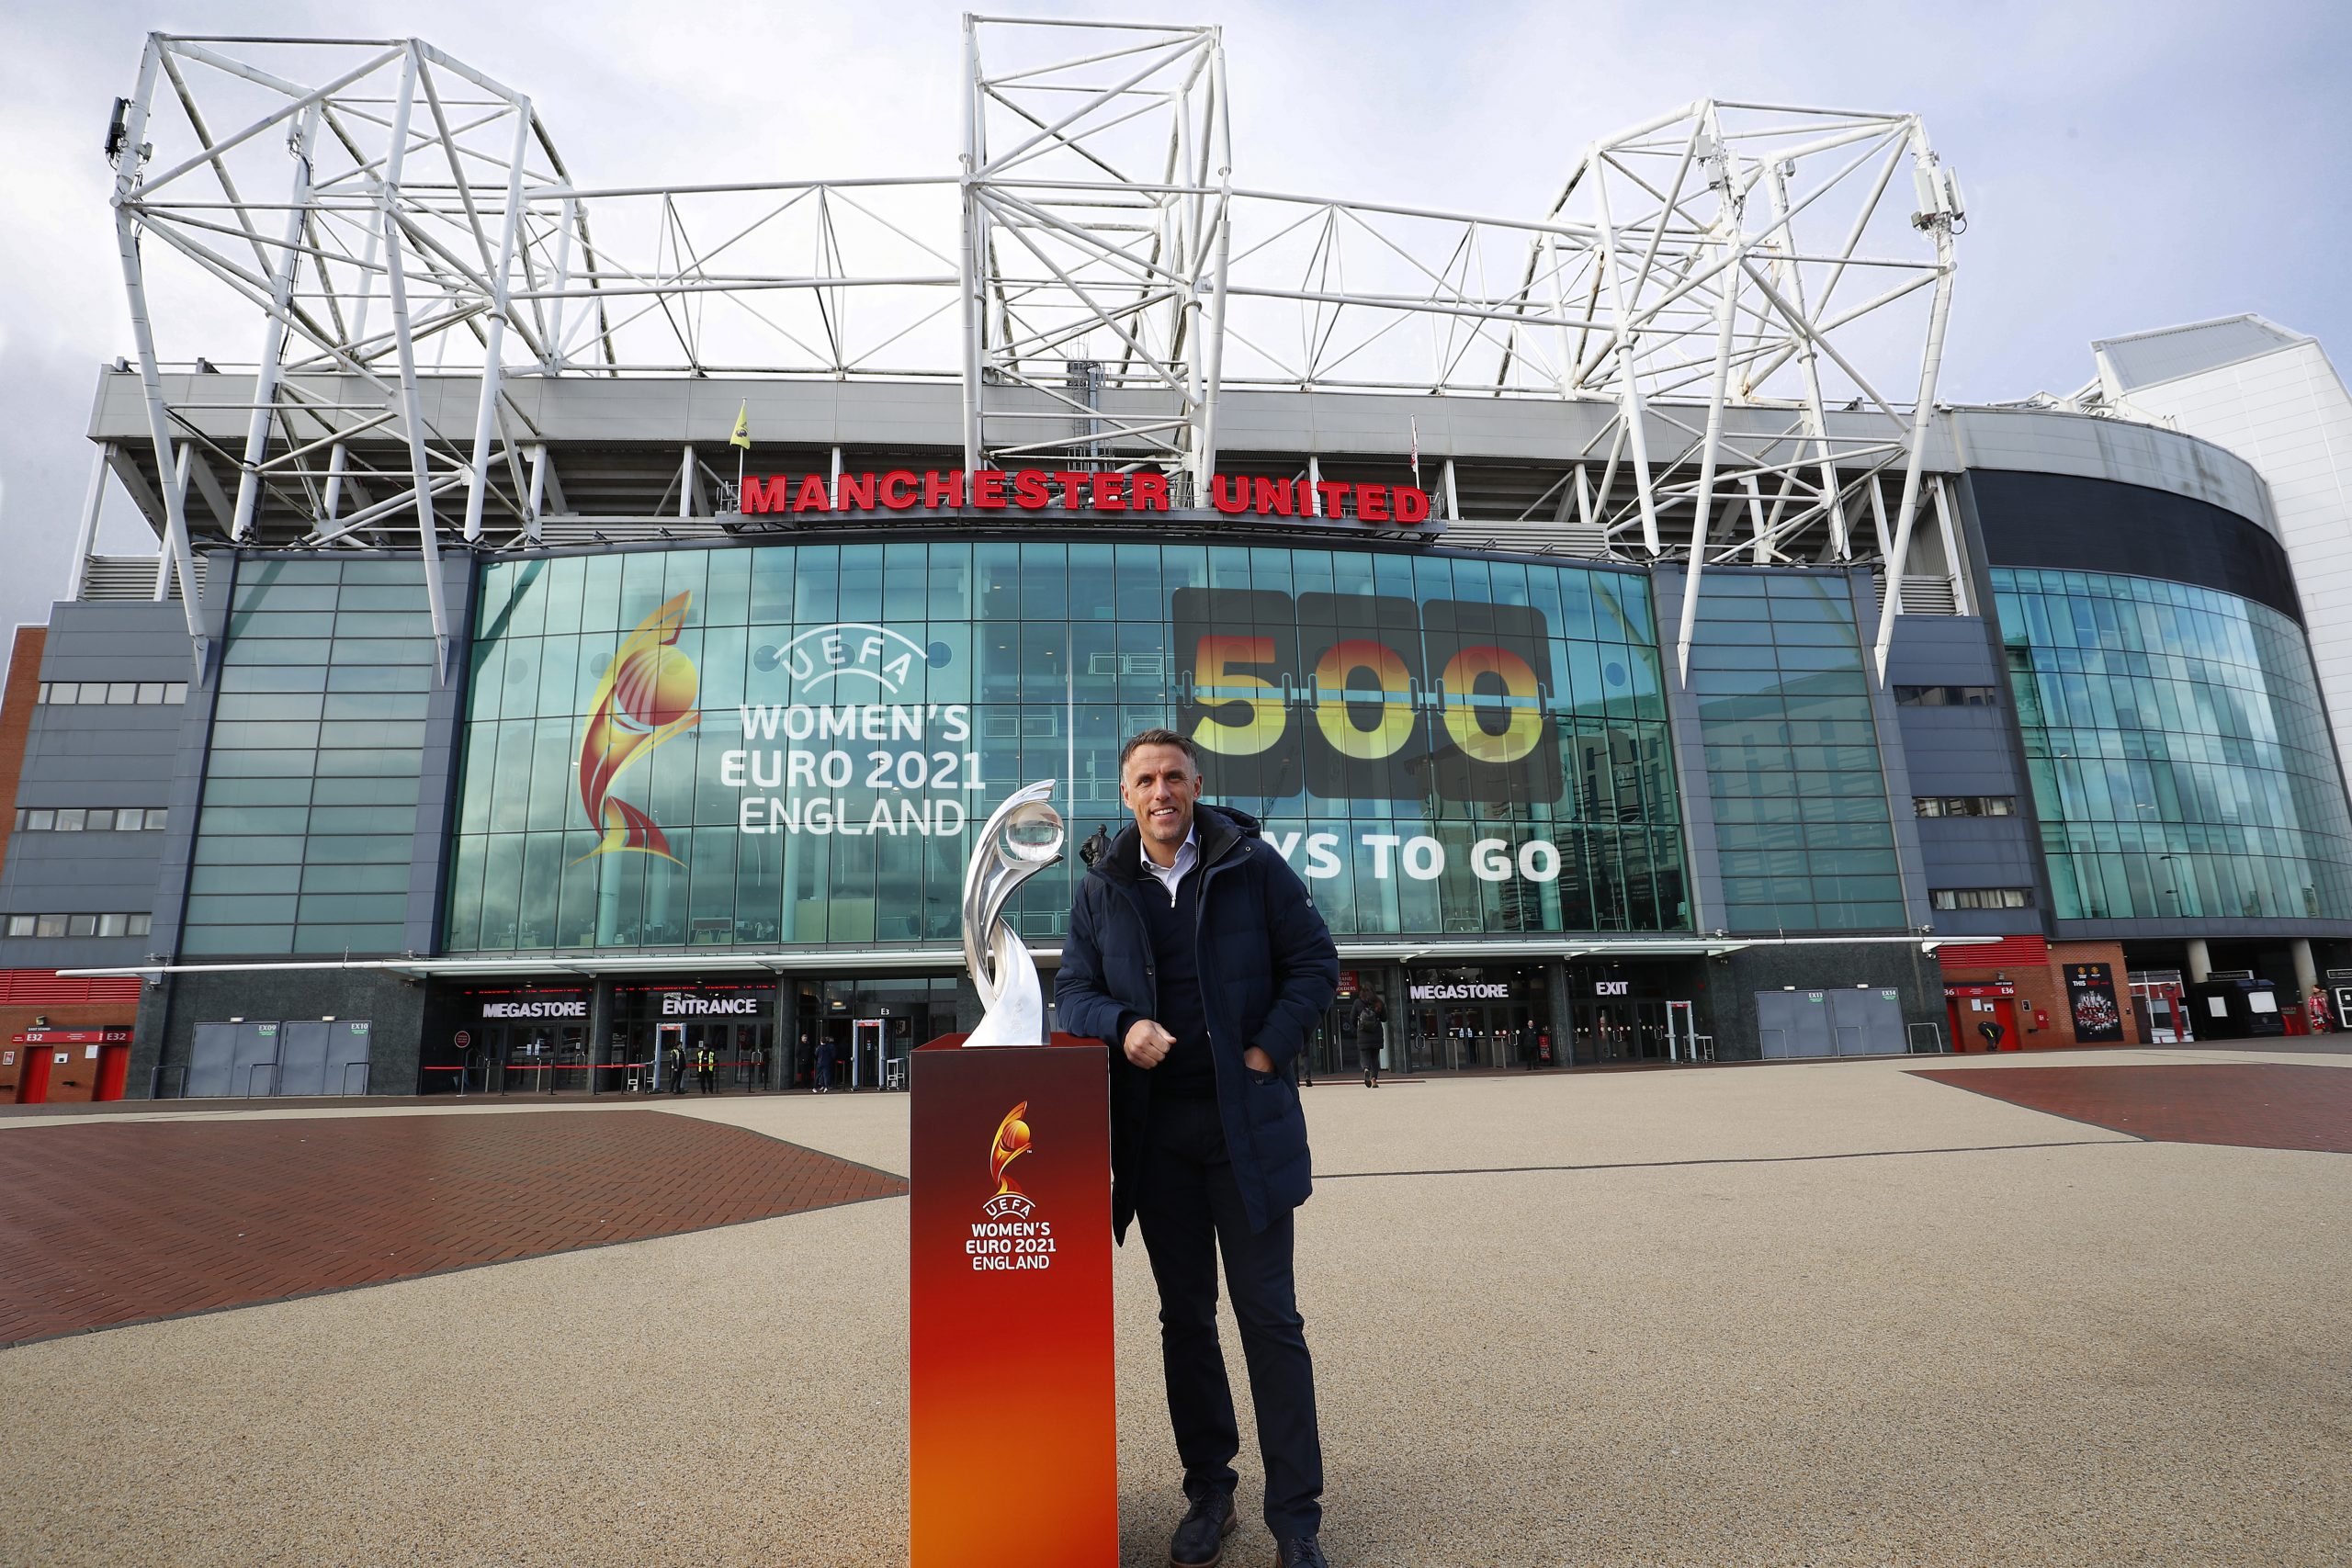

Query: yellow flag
<box><xmin>729</xmin><ymin>401</ymin><xmax>751</xmax><ymax>450</ymax></box>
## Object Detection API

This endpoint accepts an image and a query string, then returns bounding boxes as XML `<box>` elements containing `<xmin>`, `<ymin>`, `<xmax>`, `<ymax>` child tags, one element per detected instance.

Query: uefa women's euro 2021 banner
<box><xmin>572</xmin><ymin>578</ymin><xmax>1590</xmax><ymax>891</ymax></box>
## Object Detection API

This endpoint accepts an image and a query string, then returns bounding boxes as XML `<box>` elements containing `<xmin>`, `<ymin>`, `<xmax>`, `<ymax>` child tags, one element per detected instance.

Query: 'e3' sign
<box><xmin>1173</xmin><ymin>588</ymin><xmax>1563</xmax><ymax>805</ymax></box>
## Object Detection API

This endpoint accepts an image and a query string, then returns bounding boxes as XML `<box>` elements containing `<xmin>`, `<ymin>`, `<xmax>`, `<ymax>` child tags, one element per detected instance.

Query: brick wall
<box><xmin>1942</xmin><ymin>937</ymin><xmax>2141</xmax><ymax>1049</ymax></box>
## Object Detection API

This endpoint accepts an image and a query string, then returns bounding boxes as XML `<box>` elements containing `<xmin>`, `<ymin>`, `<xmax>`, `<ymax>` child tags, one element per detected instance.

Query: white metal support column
<box><xmin>462</xmin><ymin>95</ymin><xmax>534</xmax><ymax>543</ymax></box>
<box><xmin>524</xmin><ymin>444</ymin><xmax>549</xmax><ymax>541</ymax></box>
<box><xmin>1870</xmin><ymin>130</ymin><xmax>1959</xmax><ymax>682</ymax></box>
<box><xmin>66</xmin><ymin>446</ymin><xmax>111</xmax><ymax>602</ymax></box>
<box><xmin>1190</xmin><ymin>38</ymin><xmax>1233</xmax><ymax>499</ymax></box>
<box><xmin>153</xmin><ymin>445</ymin><xmax>193</xmax><ymax>602</ymax></box>
<box><xmin>541</xmin><ymin>195</ymin><xmax>576</xmax><ymax>374</ymax></box>
<box><xmin>230</xmin><ymin>103</ymin><xmax>320</xmax><ymax>542</ymax></box>
<box><xmin>1591</xmin><ymin>164</ymin><xmax>1662</xmax><ymax>555</ymax></box>
<box><xmin>956</xmin><ymin>14</ymin><xmax>985</xmax><ymax>476</ymax></box>
<box><xmin>1929</xmin><ymin>477</ymin><xmax>1970</xmax><ymax>614</ymax></box>
<box><xmin>111</xmin><ymin>36</ymin><xmax>208</xmax><ymax>655</ymax></box>
<box><xmin>1768</xmin><ymin>161</ymin><xmax>1849</xmax><ymax>560</ymax></box>
<box><xmin>378</xmin><ymin>45</ymin><xmax>455</xmax><ymax>681</ymax></box>
<box><xmin>321</xmin><ymin>202</ymin><xmax>383</xmax><ymax>525</ymax></box>
<box><xmin>1673</xmin><ymin>121</ymin><xmax>1743</xmax><ymax>682</ymax></box>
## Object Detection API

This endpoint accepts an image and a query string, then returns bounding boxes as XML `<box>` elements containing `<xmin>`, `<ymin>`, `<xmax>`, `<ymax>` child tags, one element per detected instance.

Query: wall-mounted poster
<box><xmin>2065</xmin><ymin>962</ymin><xmax>2124</xmax><ymax>1043</ymax></box>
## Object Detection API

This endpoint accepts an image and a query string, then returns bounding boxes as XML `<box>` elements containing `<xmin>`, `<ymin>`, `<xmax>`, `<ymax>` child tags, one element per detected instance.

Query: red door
<box><xmin>1949</xmin><ymin>996</ymin><xmax>2018</xmax><ymax>1053</ymax></box>
<box><xmin>96</xmin><ymin>1043</ymin><xmax>130</xmax><ymax>1101</ymax></box>
<box><xmin>18</xmin><ymin>1045</ymin><xmax>52</xmax><ymax>1104</ymax></box>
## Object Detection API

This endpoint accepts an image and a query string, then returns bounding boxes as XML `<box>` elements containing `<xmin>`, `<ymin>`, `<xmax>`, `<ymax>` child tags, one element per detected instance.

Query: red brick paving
<box><xmin>0</xmin><ymin>1110</ymin><xmax>905</xmax><ymax>1348</ymax></box>
<box><xmin>1912</xmin><ymin>1063</ymin><xmax>2352</xmax><ymax>1154</ymax></box>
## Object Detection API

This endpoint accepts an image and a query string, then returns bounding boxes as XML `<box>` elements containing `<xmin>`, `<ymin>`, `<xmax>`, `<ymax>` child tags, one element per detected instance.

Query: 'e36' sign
<box><xmin>1173</xmin><ymin>588</ymin><xmax>1563</xmax><ymax>804</ymax></box>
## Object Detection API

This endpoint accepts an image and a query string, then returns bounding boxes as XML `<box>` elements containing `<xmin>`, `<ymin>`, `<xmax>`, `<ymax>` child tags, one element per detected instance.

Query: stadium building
<box><xmin>6</xmin><ymin>19</ymin><xmax>2351</xmax><ymax>1102</ymax></box>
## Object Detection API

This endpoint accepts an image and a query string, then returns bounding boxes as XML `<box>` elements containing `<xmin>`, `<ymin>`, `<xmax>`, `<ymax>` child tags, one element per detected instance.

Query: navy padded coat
<box><xmin>1055</xmin><ymin>803</ymin><xmax>1340</xmax><ymax>1239</ymax></box>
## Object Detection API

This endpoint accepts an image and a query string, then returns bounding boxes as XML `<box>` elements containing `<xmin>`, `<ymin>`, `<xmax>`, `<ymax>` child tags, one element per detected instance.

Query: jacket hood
<box><xmin>1090</xmin><ymin>801</ymin><xmax>1261</xmax><ymax>884</ymax></box>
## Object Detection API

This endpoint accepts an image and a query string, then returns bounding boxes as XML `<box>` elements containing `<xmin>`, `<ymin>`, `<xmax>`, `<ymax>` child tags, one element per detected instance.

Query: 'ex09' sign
<box><xmin>1174</xmin><ymin>588</ymin><xmax>1562</xmax><ymax>804</ymax></box>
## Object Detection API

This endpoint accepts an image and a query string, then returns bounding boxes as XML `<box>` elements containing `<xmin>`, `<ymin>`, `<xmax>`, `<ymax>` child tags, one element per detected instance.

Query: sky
<box><xmin>1</xmin><ymin>0</ymin><xmax>2346</xmax><ymax>642</ymax></box>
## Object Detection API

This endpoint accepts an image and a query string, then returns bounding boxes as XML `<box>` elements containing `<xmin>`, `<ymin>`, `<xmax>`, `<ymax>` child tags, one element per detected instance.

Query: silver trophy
<box><xmin>960</xmin><ymin>779</ymin><xmax>1067</xmax><ymax>1047</ymax></box>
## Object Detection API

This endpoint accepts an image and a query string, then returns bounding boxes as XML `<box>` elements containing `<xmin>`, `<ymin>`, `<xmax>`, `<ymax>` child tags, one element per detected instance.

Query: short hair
<box><xmin>1118</xmin><ymin>728</ymin><xmax>1202</xmax><ymax>775</ymax></box>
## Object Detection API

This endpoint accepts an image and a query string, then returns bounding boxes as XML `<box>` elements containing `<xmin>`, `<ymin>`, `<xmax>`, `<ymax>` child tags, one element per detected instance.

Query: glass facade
<box><xmin>1993</xmin><ymin>567</ymin><xmax>2352</xmax><ymax>922</ymax></box>
<box><xmin>181</xmin><ymin>559</ymin><xmax>435</xmax><ymax>955</ymax></box>
<box><xmin>1687</xmin><ymin>571</ymin><xmax>1906</xmax><ymax>931</ymax></box>
<box><xmin>444</xmin><ymin>540</ymin><xmax>1689</xmax><ymax>953</ymax></box>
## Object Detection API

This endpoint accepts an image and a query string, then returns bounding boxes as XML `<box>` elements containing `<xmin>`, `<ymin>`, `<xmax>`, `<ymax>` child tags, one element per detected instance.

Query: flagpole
<box><xmin>732</xmin><ymin>400</ymin><xmax>749</xmax><ymax>509</ymax></box>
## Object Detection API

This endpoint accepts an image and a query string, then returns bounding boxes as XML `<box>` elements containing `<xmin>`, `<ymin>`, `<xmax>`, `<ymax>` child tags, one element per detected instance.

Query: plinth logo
<box><xmin>969</xmin><ymin>1100</ymin><xmax>1054</xmax><ymax>1271</ymax></box>
<box><xmin>577</xmin><ymin>592</ymin><xmax>700</xmax><ymax>862</ymax></box>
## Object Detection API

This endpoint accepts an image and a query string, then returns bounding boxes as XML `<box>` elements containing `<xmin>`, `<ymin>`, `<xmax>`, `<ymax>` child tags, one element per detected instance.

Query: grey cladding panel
<box><xmin>182</xmin><ymin>1021</ymin><xmax>286</xmax><ymax>1099</ymax></box>
<box><xmin>185</xmin><ymin>1022</ymin><xmax>237</xmax><ymax>1099</ymax></box>
<box><xmin>1884</xmin><ymin>617</ymin><xmax>2000</xmax><ymax>684</ymax></box>
<box><xmin>1951</xmin><ymin>408</ymin><xmax>2273</xmax><ymax>532</ymax></box>
<box><xmin>1828</xmin><ymin>987</ymin><xmax>1906</xmax><ymax>1055</ymax></box>
<box><xmin>273</xmin><ymin>1021</ymin><xmax>371</xmax><ymax>1096</ymax></box>
<box><xmin>277</xmin><ymin>1021</ymin><xmax>332</xmax><ymax>1096</ymax></box>
<box><xmin>1755</xmin><ymin>990</ymin><xmax>1832</xmax><ymax>1059</ymax></box>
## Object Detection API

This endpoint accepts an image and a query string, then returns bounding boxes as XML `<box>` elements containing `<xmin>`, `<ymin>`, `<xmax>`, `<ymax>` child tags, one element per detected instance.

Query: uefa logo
<box><xmin>754</xmin><ymin>623</ymin><xmax>937</xmax><ymax>696</ymax></box>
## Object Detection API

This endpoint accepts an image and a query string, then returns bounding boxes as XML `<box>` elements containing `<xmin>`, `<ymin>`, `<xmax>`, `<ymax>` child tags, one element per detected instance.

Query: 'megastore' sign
<box><xmin>740</xmin><ymin>469</ymin><xmax>1434</xmax><ymax>526</ymax></box>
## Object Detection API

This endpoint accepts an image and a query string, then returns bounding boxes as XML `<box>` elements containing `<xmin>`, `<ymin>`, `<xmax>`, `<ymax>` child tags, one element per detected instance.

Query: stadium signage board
<box><xmin>738</xmin><ymin>468</ymin><xmax>1436</xmax><ymax>528</ymax></box>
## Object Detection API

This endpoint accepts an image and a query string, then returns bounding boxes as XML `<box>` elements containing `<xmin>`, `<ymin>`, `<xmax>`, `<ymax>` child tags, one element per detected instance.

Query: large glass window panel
<box><xmin>836</xmin><ymin>544</ymin><xmax>883</xmax><ymax>621</ymax></box>
<box><xmin>1021</xmin><ymin>542</ymin><xmax>1068</xmax><ymax>623</ymax></box>
<box><xmin>1991</xmin><ymin>566</ymin><xmax>2352</xmax><ymax>921</ymax></box>
<box><xmin>687</xmin><ymin>827</ymin><xmax>737</xmax><ymax>943</ymax></box>
<box><xmin>1133</xmin><ymin>543</ymin><xmax>1185</xmax><ymax>611</ymax></box>
<box><xmin>607</xmin><ymin>551</ymin><xmax>664</xmax><ymax>633</ymax></box>
<box><xmin>445</xmin><ymin>539</ymin><xmax>1697</xmax><ymax>949</ymax></box>
<box><xmin>576</xmin><ymin>553</ymin><xmax>624</xmax><ymax>635</ymax></box>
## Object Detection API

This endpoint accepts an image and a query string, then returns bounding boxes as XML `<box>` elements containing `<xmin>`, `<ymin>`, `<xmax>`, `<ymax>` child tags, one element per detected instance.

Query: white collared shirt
<box><xmin>1140</xmin><ymin>823</ymin><xmax>1199</xmax><ymax>906</ymax></box>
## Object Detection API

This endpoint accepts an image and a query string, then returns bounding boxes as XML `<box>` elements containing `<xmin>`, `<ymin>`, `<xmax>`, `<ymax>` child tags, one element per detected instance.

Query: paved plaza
<box><xmin>2</xmin><ymin>1045</ymin><xmax>2347</xmax><ymax>1567</ymax></box>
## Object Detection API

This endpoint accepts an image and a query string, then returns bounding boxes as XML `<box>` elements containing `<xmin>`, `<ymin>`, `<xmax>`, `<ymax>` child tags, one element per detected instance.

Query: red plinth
<box><xmin>910</xmin><ymin>1032</ymin><xmax>1117</xmax><ymax>1568</ymax></box>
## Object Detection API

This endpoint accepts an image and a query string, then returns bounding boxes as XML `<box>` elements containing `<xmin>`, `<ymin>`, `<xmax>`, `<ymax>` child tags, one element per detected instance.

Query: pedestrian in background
<box><xmin>1352</xmin><ymin>996</ymin><xmax>1384</xmax><ymax>1089</ymax></box>
<box><xmin>815</xmin><ymin>1032</ymin><xmax>836</xmax><ymax>1093</ymax></box>
<box><xmin>664</xmin><ymin>1040</ymin><xmax>685</xmax><ymax>1095</ymax></box>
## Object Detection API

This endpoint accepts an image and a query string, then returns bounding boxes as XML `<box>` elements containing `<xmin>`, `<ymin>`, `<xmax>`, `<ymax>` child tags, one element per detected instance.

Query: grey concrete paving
<box><xmin>2</xmin><ymin>1050</ymin><xmax>2346</xmax><ymax>1566</ymax></box>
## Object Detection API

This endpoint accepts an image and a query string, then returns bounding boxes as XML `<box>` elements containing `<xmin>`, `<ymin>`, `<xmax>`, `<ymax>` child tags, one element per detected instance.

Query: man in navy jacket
<box><xmin>1056</xmin><ymin>728</ymin><xmax>1340</xmax><ymax>1568</ymax></box>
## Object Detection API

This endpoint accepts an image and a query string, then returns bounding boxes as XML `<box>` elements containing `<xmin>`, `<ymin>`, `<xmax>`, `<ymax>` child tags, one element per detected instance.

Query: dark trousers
<box><xmin>1134</xmin><ymin>1092</ymin><xmax>1323</xmax><ymax>1539</ymax></box>
<box><xmin>1358</xmin><ymin>1043</ymin><xmax>1380</xmax><ymax>1085</ymax></box>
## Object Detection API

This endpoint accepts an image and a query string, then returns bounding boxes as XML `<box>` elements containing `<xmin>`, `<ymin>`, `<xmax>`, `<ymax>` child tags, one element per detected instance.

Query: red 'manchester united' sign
<box><xmin>739</xmin><ymin>468</ymin><xmax>1433</xmax><ymax>525</ymax></box>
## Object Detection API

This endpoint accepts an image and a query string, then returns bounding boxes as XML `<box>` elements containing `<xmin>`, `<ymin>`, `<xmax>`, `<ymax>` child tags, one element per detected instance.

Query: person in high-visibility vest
<box><xmin>696</xmin><ymin>1044</ymin><xmax>717</xmax><ymax>1094</ymax></box>
<box><xmin>664</xmin><ymin>1041</ymin><xmax>686</xmax><ymax>1094</ymax></box>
